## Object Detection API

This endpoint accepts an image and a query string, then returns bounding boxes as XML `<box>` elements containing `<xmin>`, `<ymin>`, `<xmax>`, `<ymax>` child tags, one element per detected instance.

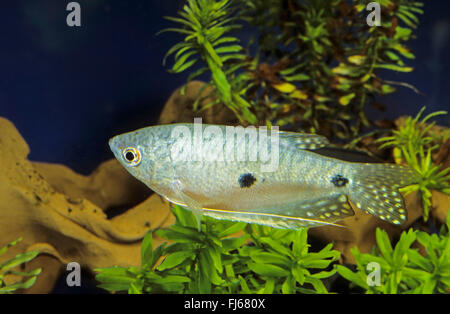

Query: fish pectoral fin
<box><xmin>171</xmin><ymin>180</ymin><xmax>204</xmax><ymax>231</ymax></box>
<box><xmin>278</xmin><ymin>131</ymin><xmax>329</xmax><ymax>150</ymax></box>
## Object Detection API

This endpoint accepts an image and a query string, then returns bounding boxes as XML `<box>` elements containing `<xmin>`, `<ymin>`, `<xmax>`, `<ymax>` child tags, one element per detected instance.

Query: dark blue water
<box><xmin>0</xmin><ymin>0</ymin><xmax>449</xmax><ymax>175</ymax></box>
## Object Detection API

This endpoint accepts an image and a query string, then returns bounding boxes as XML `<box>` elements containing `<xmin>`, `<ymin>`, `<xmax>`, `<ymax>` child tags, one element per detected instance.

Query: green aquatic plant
<box><xmin>377</xmin><ymin>107</ymin><xmax>450</xmax><ymax>221</ymax></box>
<box><xmin>95</xmin><ymin>205</ymin><xmax>340</xmax><ymax>294</ymax></box>
<box><xmin>95</xmin><ymin>229</ymin><xmax>191</xmax><ymax>294</ymax></box>
<box><xmin>160</xmin><ymin>0</ymin><xmax>257</xmax><ymax>124</ymax></box>
<box><xmin>96</xmin><ymin>205</ymin><xmax>247</xmax><ymax>294</ymax></box>
<box><xmin>238</xmin><ymin>224</ymin><xmax>339</xmax><ymax>293</ymax></box>
<box><xmin>336</xmin><ymin>213</ymin><xmax>450</xmax><ymax>294</ymax></box>
<box><xmin>154</xmin><ymin>206</ymin><xmax>248</xmax><ymax>294</ymax></box>
<box><xmin>0</xmin><ymin>238</ymin><xmax>41</xmax><ymax>294</ymax></box>
<box><xmin>162</xmin><ymin>0</ymin><xmax>423</xmax><ymax>138</ymax></box>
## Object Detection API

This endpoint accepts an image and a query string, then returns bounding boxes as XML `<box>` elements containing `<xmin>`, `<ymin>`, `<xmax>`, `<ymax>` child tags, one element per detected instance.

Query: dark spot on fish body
<box><xmin>331</xmin><ymin>174</ymin><xmax>349</xmax><ymax>187</ymax></box>
<box><xmin>238</xmin><ymin>173</ymin><xmax>257</xmax><ymax>188</ymax></box>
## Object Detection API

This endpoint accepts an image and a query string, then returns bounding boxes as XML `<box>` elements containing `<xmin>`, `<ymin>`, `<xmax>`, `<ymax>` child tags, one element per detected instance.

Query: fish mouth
<box><xmin>108</xmin><ymin>136</ymin><xmax>123</xmax><ymax>157</ymax></box>
<box><xmin>108</xmin><ymin>136</ymin><xmax>116</xmax><ymax>152</ymax></box>
<box><xmin>108</xmin><ymin>136</ymin><xmax>115</xmax><ymax>147</ymax></box>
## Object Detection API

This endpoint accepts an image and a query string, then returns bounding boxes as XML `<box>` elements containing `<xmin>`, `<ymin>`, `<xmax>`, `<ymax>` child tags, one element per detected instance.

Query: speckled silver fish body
<box><xmin>109</xmin><ymin>123</ymin><xmax>416</xmax><ymax>229</ymax></box>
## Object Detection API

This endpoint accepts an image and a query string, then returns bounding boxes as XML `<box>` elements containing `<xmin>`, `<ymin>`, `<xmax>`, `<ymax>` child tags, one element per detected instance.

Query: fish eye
<box><xmin>122</xmin><ymin>147</ymin><xmax>141</xmax><ymax>166</ymax></box>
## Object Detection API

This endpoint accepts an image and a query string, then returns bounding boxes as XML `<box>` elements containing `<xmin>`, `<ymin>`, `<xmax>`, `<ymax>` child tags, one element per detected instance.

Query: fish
<box><xmin>109</xmin><ymin>122</ymin><xmax>417</xmax><ymax>230</ymax></box>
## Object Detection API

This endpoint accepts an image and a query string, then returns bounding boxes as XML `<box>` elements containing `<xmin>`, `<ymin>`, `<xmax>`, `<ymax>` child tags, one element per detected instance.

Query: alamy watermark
<box><xmin>66</xmin><ymin>2</ymin><xmax>81</xmax><ymax>27</ymax></box>
<box><xmin>169</xmin><ymin>118</ymin><xmax>280</xmax><ymax>173</ymax></box>
<box><xmin>65</xmin><ymin>2</ymin><xmax>380</xmax><ymax>28</ymax></box>
<box><xmin>66</xmin><ymin>262</ymin><xmax>81</xmax><ymax>287</ymax></box>
<box><xmin>367</xmin><ymin>2</ymin><xmax>381</xmax><ymax>27</ymax></box>
<box><xmin>366</xmin><ymin>262</ymin><xmax>381</xmax><ymax>287</ymax></box>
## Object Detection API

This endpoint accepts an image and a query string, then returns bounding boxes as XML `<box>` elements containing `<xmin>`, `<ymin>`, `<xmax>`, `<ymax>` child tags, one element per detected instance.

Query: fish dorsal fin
<box><xmin>278</xmin><ymin>131</ymin><xmax>329</xmax><ymax>150</ymax></box>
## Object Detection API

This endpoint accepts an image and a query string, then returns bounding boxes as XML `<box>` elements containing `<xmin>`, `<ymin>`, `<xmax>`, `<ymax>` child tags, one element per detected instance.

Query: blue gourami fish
<box><xmin>109</xmin><ymin>122</ymin><xmax>417</xmax><ymax>229</ymax></box>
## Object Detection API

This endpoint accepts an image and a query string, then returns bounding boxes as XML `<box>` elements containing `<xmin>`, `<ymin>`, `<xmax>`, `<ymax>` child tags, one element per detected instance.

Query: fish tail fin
<box><xmin>348</xmin><ymin>163</ymin><xmax>418</xmax><ymax>225</ymax></box>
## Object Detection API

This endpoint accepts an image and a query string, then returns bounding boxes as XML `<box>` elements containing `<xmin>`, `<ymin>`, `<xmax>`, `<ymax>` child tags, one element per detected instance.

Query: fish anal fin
<box><xmin>202</xmin><ymin>209</ymin><xmax>344</xmax><ymax>229</ymax></box>
<box><xmin>201</xmin><ymin>193</ymin><xmax>353</xmax><ymax>229</ymax></box>
<box><xmin>294</xmin><ymin>193</ymin><xmax>354</xmax><ymax>223</ymax></box>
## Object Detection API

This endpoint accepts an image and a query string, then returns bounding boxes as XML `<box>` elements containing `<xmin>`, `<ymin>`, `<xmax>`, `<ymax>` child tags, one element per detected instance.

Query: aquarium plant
<box><xmin>161</xmin><ymin>0</ymin><xmax>423</xmax><ymax>138</ymax></box>
<box><xmin>0</xmin><ymin>238</ymin><xmax>41</xmax><ymax>294</ymax></box>
<box><xmin>336</xmin><ymin>213</ymin><xmax>450</xmax><ymax>294</ymax></box>
<box><xmin>377</xmin><ymin>107</ymin><xmax>450</xmax><ymax>221</ymax></box>
<box><xmin>95</xmin><ymin>205</ymin><xmax>340</xmax><ymax>294</ymax></box>
<box><xmin>95</xmin><ymin>205</ymin><xmax>450</xmax><ymax>294</ymax></box>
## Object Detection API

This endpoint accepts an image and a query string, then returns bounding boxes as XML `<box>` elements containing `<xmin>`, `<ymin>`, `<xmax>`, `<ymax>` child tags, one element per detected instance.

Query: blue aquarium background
<box><xmin>0</xmin><ymin>0</ymin><xmax>449</xmax><ymax>175</ymax></box>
